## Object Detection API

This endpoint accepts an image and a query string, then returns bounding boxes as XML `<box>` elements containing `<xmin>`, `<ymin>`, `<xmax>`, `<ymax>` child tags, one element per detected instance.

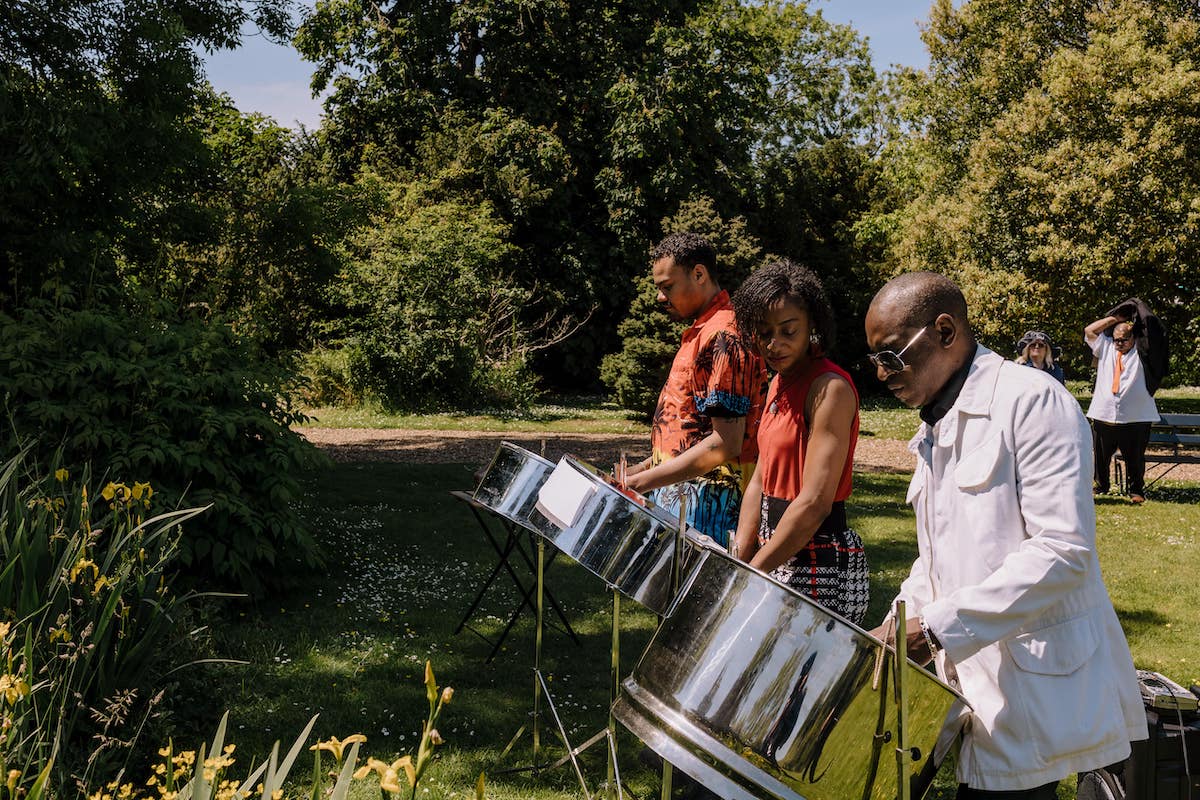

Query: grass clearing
<box><xmin>173</xmin><ymin>461</ymin><xmax>1200</xmax><ymax>800</ymax></box>
<box><xmin>301</xmin><ymin>387</ymin><xmax>1199</xmax><ymax>441</ymax></box>
<box><xmin>301</xmin><ymin>396</ymin><xmax>646</xmax><ymax>434</ymax></box>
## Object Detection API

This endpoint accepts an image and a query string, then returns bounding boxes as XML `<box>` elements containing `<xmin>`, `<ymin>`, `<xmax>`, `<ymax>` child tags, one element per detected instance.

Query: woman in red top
<box><xmin>730</xmin><ymin>259</ymin><xmax>868</xmax><ymax>623</ymax></box>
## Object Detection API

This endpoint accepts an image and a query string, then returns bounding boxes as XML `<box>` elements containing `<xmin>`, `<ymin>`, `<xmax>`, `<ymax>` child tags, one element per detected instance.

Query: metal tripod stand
<box><xmin>495</xmin><ymin>533</ymin><xmax>626</xmax><ymax>800</ymax></box>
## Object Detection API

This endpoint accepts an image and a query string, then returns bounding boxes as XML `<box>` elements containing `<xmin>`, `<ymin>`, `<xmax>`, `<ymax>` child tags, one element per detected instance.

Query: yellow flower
<box><xmin>48</xmin><ymin>627</ymin><xmax>72</xmax><ymax>644</ymax></box>
<box><xmin>354</xmin><ymin>756</ymin><xmax>414</xmax><ymax>794</ymax></box>
<box><xmin>440</xmin><ymin>686</ymin><xmax>454</xmax><ymax>705</ymax></box>
<box><xmin>132</xmin><ymin>482</ymin><xmax>153</xmax><ymax>505</ymax></box>
<box><xmin>424</xmin><ymin>660</ymin><xmax>437</xmax><ymax>704</ymax></box>
<box><xmin>310</xmin><ymin>733</ymin><xmax>367</xmax><ymax>762</ymax></box>
<box><xmin>55</xmin><ymin>468</ymin><xmax>69</xmax><ymax>482</ymax></box>
<box><xmin>0</xmin><ymin>673</ymin><xmax>32</xmax><ymax>705</ymax></box>
<box><xmin>70</xmin><ymin>558</ymin><xmax>98</xmax><ymax>583</ymax></box>
<box><xmin>7</xmin><ymin>769</ymin><xmax>20</xmax><ymax>795</ymax></box>
<box><xmin>100</xmin><ymin>483</ymin><xmax>119</xmax><ymax>502</ymax></box>
<box><xmin>0</xmin><ymin>621</ymin><xmax>10</xmax><ymax>640</ymax></box>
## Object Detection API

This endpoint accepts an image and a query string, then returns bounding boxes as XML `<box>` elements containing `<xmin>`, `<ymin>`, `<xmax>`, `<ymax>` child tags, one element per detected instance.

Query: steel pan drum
<box><xmin>472</xmin><ymin>441</ymin><xmax>555</xmax><ymax>530</ymax></box>
<box><xmin>613</xmin><ymin>545</ymin><xmax>968</xmax><ymax>800</ymax></box>
<box><xmin>527</xmin><ymin>456</ymin><xmax>705</xmax><ymax>616</ymax></box>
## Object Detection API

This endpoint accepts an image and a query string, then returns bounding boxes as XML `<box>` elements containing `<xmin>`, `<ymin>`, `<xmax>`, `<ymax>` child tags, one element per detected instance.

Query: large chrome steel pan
<box><xmin>472</xmin><ymin>441</ymin><xmax>555</xmax><ymax>530</ymax></box>
<box><xmin>527</xmin><ymin>456</ymin><xmax>706</xmax><ymax>616</ymax></box>
<box><xmin>613</xmin><ymin>545</ymin><xmax>968</xmax><ymax>800</ymax></box>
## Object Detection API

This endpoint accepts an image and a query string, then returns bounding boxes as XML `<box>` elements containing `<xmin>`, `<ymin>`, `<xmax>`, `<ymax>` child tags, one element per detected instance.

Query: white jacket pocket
<box><xmin>1004</xmin><ymin>615</ymin><xmax>1099</xmax><ymax>676</ymax></box>
<box><xmin>955</xmin><ymin>433</ymin><xmax>1005</xmax><ymax>492</ymax></box>
<box><xmin>993</xmin><ymin>614</ymin><xmax>1114</xmax><ymax>768</ymax></box>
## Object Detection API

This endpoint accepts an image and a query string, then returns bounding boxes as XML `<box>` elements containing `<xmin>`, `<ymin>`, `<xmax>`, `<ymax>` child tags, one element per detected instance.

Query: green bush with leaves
<box><xmin>0</xmin><ymin>295</ymin><xmax>325</xmax><ymax>590</ymax></box>
<box><xmin>0</xmin><ymin>451</ymin><xmax>205</xmax><ymax>794</ymax></box>
<box><xmin>337</xmin><ymin>175</ymin><xmax>549</xmax><ymax>411</ymax></box>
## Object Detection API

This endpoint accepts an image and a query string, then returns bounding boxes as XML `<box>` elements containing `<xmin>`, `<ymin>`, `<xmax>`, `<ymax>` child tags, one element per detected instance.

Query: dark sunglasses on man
<box><xmin>867</xmin><ymin>323</ymin><xmax>933</xmax><ymax>376</ymax></box>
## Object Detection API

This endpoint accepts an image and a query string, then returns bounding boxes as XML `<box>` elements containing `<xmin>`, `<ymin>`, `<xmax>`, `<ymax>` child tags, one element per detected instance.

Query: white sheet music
<box><xmin>535</xmin><ymin>459</ymin><xmax>596</xmax><ymax>530</ymax></box>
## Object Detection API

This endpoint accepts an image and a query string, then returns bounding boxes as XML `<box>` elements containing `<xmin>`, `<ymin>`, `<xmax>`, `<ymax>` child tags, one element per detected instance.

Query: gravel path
<box><xmin>300</xmin><ymin>427</ymin><xmax>1200</xmax><ymax>484</ymax></box>
<box><xmin>300</xmin><ymin>427</ymin><xmax>918</xmax><ymax>474</ymax></box>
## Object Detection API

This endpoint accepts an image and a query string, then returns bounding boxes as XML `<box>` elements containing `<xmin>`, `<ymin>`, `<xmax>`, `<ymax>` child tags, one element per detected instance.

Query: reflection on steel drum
<box><xmin>472</xmin><ymin>442</ymin><xmax>555</xmax><ymax>529</ymax></box>
<box><xmin>614</xmin><ymin>546</ymin><xmax>968</xmax><ymax>800</ymax></box>
<box><xmin>526</xmin><ymin>456</ymin><xmax>706</xmax><ymax>617</ymax></box>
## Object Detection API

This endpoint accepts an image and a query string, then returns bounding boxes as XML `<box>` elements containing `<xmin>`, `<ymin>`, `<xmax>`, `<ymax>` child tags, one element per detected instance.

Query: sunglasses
<box><xmin>868</xmin><ymin>324</ymin><xmax>932</xmax><ymax>375</ymax></box>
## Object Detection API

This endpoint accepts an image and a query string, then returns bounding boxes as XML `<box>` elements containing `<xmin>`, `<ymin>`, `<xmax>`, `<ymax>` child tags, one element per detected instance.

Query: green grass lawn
<box><xmin>176</xmin><ymin>461</ymin><xmax>1200</xmax><ymax>800</ymax></box>
<box><xmin>301</xmin><ymin>387</ymin><xmax>1200</xmax><ymax>440</ymax></box>
<box><xmin>300</xmin><ymin>396</ymin><xmax>647</xmax><ymax>434</ymax></box>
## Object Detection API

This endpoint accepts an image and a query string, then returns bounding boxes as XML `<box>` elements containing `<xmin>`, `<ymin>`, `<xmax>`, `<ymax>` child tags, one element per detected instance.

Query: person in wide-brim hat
<box><xmin>1015</xmin><ymin>330</ymin><xmax>1065</xmax><ymax>384</ymax></box>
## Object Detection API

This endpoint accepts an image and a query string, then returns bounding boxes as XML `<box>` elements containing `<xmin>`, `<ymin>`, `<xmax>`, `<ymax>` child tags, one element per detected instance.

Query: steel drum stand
<box><xmin>893</xmin><ymin>600</ymin><xmax>913</xmax><ymax>800</ymax></box>
<box><xmin>495</xmin><ymin>534</ymin><xmax>627</xmax><ymax>800</ymax></box>
<box><xmin>864</xmin><ymin>600</ymin><xmax>916</xmax><ymax>800</ymax></box>
<box><xmin>496</xmin><ymin>472</ymin><xmax>698</xmax><ymax>799</ymax></box>
<box><xmin>450</xmin><ymin>491</ymin><xmax>580</xmax><ymax>661</ymax></box>
<box><xmin>655</xmin><ymin>488</ymin><xmax>694</xmax><ymax>800</ymax></box>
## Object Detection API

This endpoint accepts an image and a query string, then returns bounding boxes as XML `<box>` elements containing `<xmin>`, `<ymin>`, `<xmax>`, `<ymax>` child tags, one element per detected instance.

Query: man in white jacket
<box><xmin>864</xmin><ymin>272</ymin><xmax>1145</xmax><ymax>799</ymax></box>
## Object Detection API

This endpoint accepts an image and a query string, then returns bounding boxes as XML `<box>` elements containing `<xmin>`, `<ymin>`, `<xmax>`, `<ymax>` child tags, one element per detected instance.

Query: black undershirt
<box><xmin>919</xmin><ymin>354</ymin><xmax>974</xmax><ymax>426</ymax></box>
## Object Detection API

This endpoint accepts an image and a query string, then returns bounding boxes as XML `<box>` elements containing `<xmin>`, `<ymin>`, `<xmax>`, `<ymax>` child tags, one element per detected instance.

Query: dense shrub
<box><xmin>0</xmin><ymin>452</ymin><xmax>203</xmax><ymax>793</ymax></box>
<box><xmin>0</xmin><ymin>297</ymin><xmax>325</xmax><ymax>590</ymax></box>
<box><xmin>338</xmin><ymin>177</ymin><xmax>551</xmax><ymax>411</ymax></box>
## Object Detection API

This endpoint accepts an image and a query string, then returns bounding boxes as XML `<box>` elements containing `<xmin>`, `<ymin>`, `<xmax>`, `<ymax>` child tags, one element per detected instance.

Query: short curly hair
<box><xmin>731</xmin><ymin>258</ymin><xmax>836</xmax><ymax>353</ymax></box>
<box><xmin>650</xmin><ymin>232</ymin><xmax>719</xmax><ymax>283</ymax></box>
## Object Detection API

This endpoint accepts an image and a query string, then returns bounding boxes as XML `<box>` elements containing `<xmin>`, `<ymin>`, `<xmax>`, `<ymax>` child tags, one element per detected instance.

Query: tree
<box><xmin>0</xmin><ymin>0</ymin><xmax>291</xmax><ymax>306</ymax></box>
<box><xmin>886</xmin><ymin>0</ymin><xmax>1200</xmax><ymax>380</ymax></box>
<box><xmin>153</xmin><ymin>92</ymin><xmax>359</xmax><ymax>354</ymax></box>
<box><xmin>0</xmin><ymin>1</ymin><xmax>329</xmax><ymax>589</ymax></box>
<box><xmin>296</xmin><ymin>0</ymin><xmax>881</xmax><ymax>388</ymax></box>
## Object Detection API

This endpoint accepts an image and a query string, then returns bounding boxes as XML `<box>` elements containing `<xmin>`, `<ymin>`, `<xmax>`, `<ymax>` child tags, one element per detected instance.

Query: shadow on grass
<box><xmin>175</xmin><ymin>460</ymin><xmax>669</xmax><ymax>799</ymax></box>
<box><xmin>178</xmin><ymin>460</ymin><xmax>1183</xmax><ymax>800</ymax></box>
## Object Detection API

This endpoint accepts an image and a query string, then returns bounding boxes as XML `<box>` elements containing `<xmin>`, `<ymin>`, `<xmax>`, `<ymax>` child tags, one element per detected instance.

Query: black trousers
<box><xmin>1092</xmin><ymin>420</ymin><xmax>1152</xmax><ymax>495</ymax></box>
<box><xmin>956</xmin><ymin>781</ymin><xmax>1059</xmax><ymax>799</ymax></box>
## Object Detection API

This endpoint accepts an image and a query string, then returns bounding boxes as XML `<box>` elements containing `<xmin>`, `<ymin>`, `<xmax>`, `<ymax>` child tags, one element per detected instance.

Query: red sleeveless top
<box><xmin>756</xmin><ymin>357</ymin><xmax>859</xmax><ymax>503</ymax></box>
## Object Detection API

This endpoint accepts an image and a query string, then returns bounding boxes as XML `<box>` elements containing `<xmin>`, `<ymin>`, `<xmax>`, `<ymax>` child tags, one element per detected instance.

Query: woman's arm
<box><xmin>733</xmin><ymin>466</ymin><xmax>764</xmax><ymax>562</ymax></box>
<box><xmin>749</xmin><ymin>374</ymin><xmax>857</xmax><ymax>574</ymax></box>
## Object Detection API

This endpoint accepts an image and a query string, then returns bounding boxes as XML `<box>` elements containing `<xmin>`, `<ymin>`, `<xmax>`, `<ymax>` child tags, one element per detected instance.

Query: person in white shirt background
<box><xmin>1084</xmin><ymin>311</ymin><xmax>1159</xmax><ymax>504</ymax></box>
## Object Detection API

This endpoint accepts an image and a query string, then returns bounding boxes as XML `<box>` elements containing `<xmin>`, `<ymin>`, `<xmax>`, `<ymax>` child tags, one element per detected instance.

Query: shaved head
<box><xmin>864</xmin><ymin>272</ymin><xmax>976</xmax><ymax>408</ymax></box>
<box><xmin>868</xmin><ymin>272</ymin><xmax>970</xmax><ymax>332</ymax></box>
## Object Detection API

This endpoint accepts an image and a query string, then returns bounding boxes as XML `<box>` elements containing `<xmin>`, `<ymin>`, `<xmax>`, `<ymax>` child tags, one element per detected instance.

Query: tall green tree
<box><xmin>1</xmin><ymin>1</ymin><xmax>330</xmax><ymax>589</ymax></box>
<box><xmin>0</xmin><ymin>0</ymin><xmax>291</xmax><ymax>305</ymax></box>
<box><xmin>296</xmin><ymin>0</ymin><xmax>880</xmax><ymax>389</ymax></box>
<box><xmin>886</xmin><ymin>0</ymin><xmax>1200</xmax><ymax>380</ymax></box>
<box><xmin>156</xmin><ymin>93</ymin><xmax>359</xmax><ymax>354</ymax></box>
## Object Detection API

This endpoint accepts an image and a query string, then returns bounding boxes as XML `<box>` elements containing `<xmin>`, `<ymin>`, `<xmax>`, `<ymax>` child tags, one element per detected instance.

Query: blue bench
<box><xmin>1116</xmin><ymin>413</ymin><xmax>1200</xmax><ymax>492</ymax></box>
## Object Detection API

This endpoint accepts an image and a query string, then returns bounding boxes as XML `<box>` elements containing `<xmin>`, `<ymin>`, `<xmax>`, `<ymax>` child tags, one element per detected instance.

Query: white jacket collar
<box><xmin>908</xmin><ymin>344</ymin><xmax>999</xmax><ymax>452</ymax></box>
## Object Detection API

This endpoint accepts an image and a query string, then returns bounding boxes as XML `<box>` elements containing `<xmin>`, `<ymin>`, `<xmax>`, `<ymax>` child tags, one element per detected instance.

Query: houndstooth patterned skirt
<box><xmin>758</xmin><ymin>496</ymin><xmax>869</xmax><ymax>625</ymax></box>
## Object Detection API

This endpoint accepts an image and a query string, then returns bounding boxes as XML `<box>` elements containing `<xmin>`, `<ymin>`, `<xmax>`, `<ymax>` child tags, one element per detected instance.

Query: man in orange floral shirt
<box><xmin>625</xmin><ymin>233</ymin><xmax>768</xmax><ymax>547</ymax></box>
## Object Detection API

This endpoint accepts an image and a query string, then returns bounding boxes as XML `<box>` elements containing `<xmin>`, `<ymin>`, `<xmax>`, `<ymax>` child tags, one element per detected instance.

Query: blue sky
<box><xmin>200</xmin><ymin>0</ymin><xmax>935</xmax><ymax>130</ymax></box>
